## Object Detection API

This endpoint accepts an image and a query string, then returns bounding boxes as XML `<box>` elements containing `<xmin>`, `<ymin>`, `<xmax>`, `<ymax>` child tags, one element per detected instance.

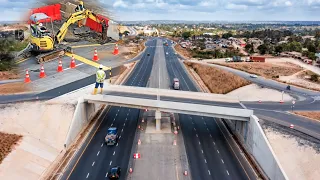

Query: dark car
<box><xmin>108</xmin><ymin>166</ymin><xmax>121</xmax><ymax>179</ymax></box>
<box><xmin>147</xmin><ymin>53</ymin><xmax>150</xmax><ymax>56</ymax></box>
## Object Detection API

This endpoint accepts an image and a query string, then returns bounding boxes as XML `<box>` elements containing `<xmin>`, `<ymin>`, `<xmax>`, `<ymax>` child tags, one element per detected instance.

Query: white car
<box><xmin>166</xmin><ymin>52</ymin><xmax>168</xmax><ymax>55</ymax></box>
<box><xmin>250</xmin><ymin>74</ymin><xmax>258</xmax><ymax>78</ymax></box>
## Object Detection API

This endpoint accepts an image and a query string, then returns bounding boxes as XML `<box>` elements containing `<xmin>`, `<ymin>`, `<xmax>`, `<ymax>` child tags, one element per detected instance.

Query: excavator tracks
<box><xmin>35</xmin><ymin>46</ymin><xmax>72</xmax><ymax>64</ymax></box>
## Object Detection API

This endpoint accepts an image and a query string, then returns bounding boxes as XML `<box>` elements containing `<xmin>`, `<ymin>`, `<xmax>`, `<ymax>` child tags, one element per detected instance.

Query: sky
<box><xmin>1</xmin><ymin>0</ymin><xmax>320</xmax><ymax>22</ymax></box>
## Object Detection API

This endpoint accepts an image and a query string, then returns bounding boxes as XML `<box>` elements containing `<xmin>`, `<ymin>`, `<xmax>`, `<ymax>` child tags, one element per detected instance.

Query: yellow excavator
<box><xmin>21</xmin><ymin>5</ymin><xmax>107</xmax><ymax>63</ymax></box>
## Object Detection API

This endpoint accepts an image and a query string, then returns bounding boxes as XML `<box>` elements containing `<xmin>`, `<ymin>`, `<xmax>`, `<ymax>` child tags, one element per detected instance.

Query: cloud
<box><xmin>0</xmin><ymin>0</ymin><xmax>318</xmax><ymax>21</ymax></box>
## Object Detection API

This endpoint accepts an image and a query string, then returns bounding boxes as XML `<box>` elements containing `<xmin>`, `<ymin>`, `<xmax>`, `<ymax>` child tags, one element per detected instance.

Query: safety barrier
<box><xmin>28</xmin><ymin>4</ymin><xmax>62</xmax><ymax>24</ymax></box>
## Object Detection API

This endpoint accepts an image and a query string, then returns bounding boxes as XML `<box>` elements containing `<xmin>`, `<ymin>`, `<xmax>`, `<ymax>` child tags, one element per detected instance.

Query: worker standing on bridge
<box><xmin>93</xmin><ymin>64</ymin><xmax>106</xmax><ymax>95</ymax></box>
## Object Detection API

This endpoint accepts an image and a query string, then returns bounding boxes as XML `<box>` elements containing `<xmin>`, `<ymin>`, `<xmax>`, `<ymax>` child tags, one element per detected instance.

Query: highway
<box><xmin>64</xmin><ymin>39</ymin><xmax>156</xmax><ymax>180</ymax></box>
<box><xmin>163</xmin><ymin>40</ymin><xmax>254</xmax><ymax>179</ymax></box>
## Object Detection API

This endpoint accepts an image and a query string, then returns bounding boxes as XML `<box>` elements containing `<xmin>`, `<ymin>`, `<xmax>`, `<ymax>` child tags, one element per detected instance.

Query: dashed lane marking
<box><xmin>213</xmin><ymin>141</ymin><xmax>215</xmax><ymax>145</ymax></box>
<box><xmin>63</xmin><ymin>63</ymin><xmax>84</xmax><ymax>71</ymax></box>
<box><xmin>196</xmin><ymin>134</ymin><xmax>198</xmax><ymax>137</ymax></box>
<box><xmin>109</xmin><ymin>161</ymin><xmax>112</xmax><ymax>165</ymax></box>
<box><xmin>119</xmin><ymin>135</ymin><xmax>121</xmax><ymax>139</ymax></box>
<box><xmin>92</xmin><ymin>162</ymin><xmax>95</xmax><ymax>166</ymax></box>
<box><xmin>116</xmin><ymin>143</ymin><xmax>119</xmax><ymax>146</ymax></box>
<box><xmin>226</xmin><ymin>170</ymin><xmax>230</xmax><ymax>175</ymax></box>
<box><xmin>86</xmin><ymin>173</ymin><xmax>89</xmax><ymax>178</ymax></box>
<box><xmin>201</xmin><ymin>150</ymin><xmax>203</xmax><ymax>154</ymax></box>
<box><xmin>204</xmin><ymin>159</ymin><xmax>207</xmax><ymax>163</ymax></box>
<box><xmin>199</xmin><ymin>141</ymin><xmax>201</xmax><ymax>145</ymax></box>
<box><xmin>221</xmin><ymin>159</ymin><xmax>224</xmax><ymax>164</ymax></box>
<box><xmin>217</xmin><ymin>150</ymin><xmax>220</xmax><ymax>154</ymax></box>
<box><xmin>101</xmin><ymin>143</ymin><xmax>103</xmax><ymax>147</ymax></box>
<box><xmin>105</xmin><ymin>173</ymin><xmax>108</xmax><ymax>177</ymax></box>
<box><xmin>97</xmin><ymin>151</ymin><xmax>100</xmax><ymax>156</ymax></box>
<box><xmin>208</xmin><ymin>170</ymin><xmax>211</xmax><ymax>175</ymax></box>
<box><xmin>194</xmin><ymin>128</ymin><xmax>196</xmax><ymax>131</ymax></box>
<box><xmin>113</xmin><ymin>151</ymin><xmax>116</xmax><ymax>155</ymax></box>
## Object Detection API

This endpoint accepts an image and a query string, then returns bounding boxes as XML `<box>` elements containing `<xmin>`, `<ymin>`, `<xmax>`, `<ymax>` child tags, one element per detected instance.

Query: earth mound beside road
<box><xmin>0</xmin><ymin>132</ymin><xmax>22</xmax><ymax>164</ymax></box>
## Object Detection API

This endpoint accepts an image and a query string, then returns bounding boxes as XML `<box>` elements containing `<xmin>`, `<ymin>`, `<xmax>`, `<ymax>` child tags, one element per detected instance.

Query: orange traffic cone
<box><xmin>138</xmin><ymin>139</ymin><xmax>141</xmax><ymax>145</ymax></box>
<box><xmin>57</xmin><ymin>59</ymin><xmax>63</xmax><ymax>72</ymax></box>
<box><xmin>93</xmin><ymin>48</ymin><xmax>99</xmax><ymax>61</ymax></box>
<box><xmin>24</xmin><ymin>69</ymin><xmax>31</xmax><ymax>83</ymax></box>
<box><xmin>113</xmin><ymin>44</ymin><xmax>119</xmax><ymax>55</ymax></box>
<box><xmin>39</xmin><ymin>64</ymin><xmax>46</xmax><ymax>78</ymax></box>
<box><xmin>70</xmin><ymin>56</ymin><xmax>76</xmax><ymax>68</ymax></box>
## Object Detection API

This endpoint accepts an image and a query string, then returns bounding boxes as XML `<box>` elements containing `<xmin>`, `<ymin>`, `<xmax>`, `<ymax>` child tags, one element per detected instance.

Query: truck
<box><xmin>105</xmin><ymin>127</ymin><xmax>118</xmax><ymax>146</ymax></box>
<box><xmin>173</xmin><ymin>78</ymin><xmax>180</xmax><ymax>90</ymax></box>
<box><xmin>232</xmin><ymin>56</ymin><xmax>242</xmax><ymax>62</ymax></box>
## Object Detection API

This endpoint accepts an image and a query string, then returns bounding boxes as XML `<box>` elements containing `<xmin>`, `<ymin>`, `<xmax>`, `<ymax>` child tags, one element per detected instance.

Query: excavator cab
<box><xmin>29</xmin><ymin>13</ymin><xmax>55</xmax><ymax>52</ymax></box>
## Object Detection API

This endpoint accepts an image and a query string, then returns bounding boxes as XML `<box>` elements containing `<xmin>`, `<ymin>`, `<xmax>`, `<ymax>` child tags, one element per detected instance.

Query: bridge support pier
<box><xmin>155</xmin><ymin>110</ymin><xmax>161</xmax><ymax>131</ymax></box>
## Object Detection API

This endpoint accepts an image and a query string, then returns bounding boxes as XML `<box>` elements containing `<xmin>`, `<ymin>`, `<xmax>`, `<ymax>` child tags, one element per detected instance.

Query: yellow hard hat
<box><xmin>36</xmin><ymin>22</ymin><xmax>39</xmax><ymax>25</ymax></box>
<box><xmin>79</xmin><ymin>1</ymin><xmax>83</xmax><ymax>5</ymax></box>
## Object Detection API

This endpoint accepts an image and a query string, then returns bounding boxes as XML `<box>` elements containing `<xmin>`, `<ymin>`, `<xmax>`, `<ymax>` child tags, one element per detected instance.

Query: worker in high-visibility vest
<box><xmin>93</xmin><ymin>64</ymin><xmax>106</xmax><ymax>95</ymax></box>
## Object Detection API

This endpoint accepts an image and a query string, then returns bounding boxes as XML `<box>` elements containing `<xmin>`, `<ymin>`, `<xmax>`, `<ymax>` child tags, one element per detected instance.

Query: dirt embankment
<box><xmin>174</xmin><ymin>43</ymin><xmax>192</xmax><ymax>59</ymax></box>
<box><xmin>0</xmin><ymin>82</ymin><xmax>31</xmax><ymax>95</ymax></box>
<box><xmin>293</xmin><ymin>111</ymin><xmax>320</xmax><ymax>122</ymax></box>
<box><xmin>185</xmin><ymin>62</ymin><xmax>251</xmax><ymax>94</ymax></box>
<box><xmin>0</xmin><ymin>132</ymin><xmax>22</xmax><ymax>164</ymax></box>
<box><xmin>212</xmin><ymin>62</ymin><xmax>303</xmax><ymax>79</ymax></box>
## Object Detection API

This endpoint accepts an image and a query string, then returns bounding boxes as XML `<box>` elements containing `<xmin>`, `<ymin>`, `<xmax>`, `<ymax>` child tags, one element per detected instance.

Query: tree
<box><xmin>182</xmin><ymin>31</ymin><xmax>191</xmax><ymax>39</ymax></box>
<box><xmin>258</xmin><ymin>44</ymin><xmax>268</xmax><ymax>54</ymax></box>
<box><xmin>222</xmin><ymin>32</ymin><xmax>233</xmax><ymax>39</ymax></box>
<box><xmin>307</xmin><ymin>44</ymin><xmax>316</xmax><ymax>53</ymax></box>
<box><xmin>310</xmin><ymin>74</ymin><xmax>319</xmax><ymax>82</ymax></box>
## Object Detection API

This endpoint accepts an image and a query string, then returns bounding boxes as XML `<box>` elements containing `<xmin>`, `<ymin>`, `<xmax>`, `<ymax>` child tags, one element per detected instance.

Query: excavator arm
<box><xmin>55</xmin><ymin>9</ymin><xmax>105</xmax><ymax>44</ymax></box>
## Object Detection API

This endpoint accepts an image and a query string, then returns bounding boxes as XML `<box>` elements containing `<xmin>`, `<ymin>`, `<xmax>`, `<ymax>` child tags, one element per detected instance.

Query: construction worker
<box><xmin>93</xmin><ymin>64</ymin><xmax>106</xmax><ymax>95</ymax></box>
<box><xmin>75</xmin><ymin>1</ymin><xmax>85</xmax><ymax>27</ymax></box>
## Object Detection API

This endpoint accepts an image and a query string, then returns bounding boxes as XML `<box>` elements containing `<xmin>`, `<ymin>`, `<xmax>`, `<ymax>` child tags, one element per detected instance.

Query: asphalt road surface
<box><xmin>65</xmin><ymin>39</ymin><xmax>156</xmax><ymax>180</ymax></box>
<box><xmin>163</xmin><ymin>40</ymin><xmax>254</xmax><ymax>180</ymax></box>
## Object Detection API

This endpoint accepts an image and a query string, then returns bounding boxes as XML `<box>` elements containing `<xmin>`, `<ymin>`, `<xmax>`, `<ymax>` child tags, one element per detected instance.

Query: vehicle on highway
<box><xmin>249</xmin><ymin>74</ymin><xmax>258</xmax><ymax>78</ymax></box>
<box><xmin>166</xmin><ymin>52</ymin><xmax>168</xmax><ymax>55</ymax></box>
<box><xmin>105</xmin><ymin>127</ymin><xmax>118</xmax><ymax>145</ymax></box>
<box><xmin>147</xmin><ymin>53</ymin><xmax>150</xmax><ymax>56</ymax></box>
<box><xmin>173</xmin><ymin>78</ymin><xmax>180</xmax><ymax>90</ymax></box>
<box><xmin>225</xmin><ymin>58</ymin><xmax>232</xmax><ymax>62</ymax></box>
<box><xmin>287</xmin><ymin>85</ymin><xmax>291</xmax><ymax>90</ymax></box>
<box><xmin>107</xmin><ymin>166</ymin><xmax>121</xmax><ymax>179</ymax></box>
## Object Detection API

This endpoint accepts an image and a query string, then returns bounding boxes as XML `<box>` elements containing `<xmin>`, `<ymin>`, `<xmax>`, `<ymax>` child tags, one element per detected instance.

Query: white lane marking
<box><xmin>113</xmin><ymin>151</ymin><xmax>116</xmax><ymax>155</ymax></box>
<box><xmin>192</xmin><ymin>122</ymin><xmax>194</xmax><ymax>124</ymax></box>
<box><xmin>201</xmin><ymin>150</ymin><xmax>203</xmax><ymax>154</ymax></box>
<box><xmin>213</xmin><ymin>141</ymin><xmax>215</xmax><ymax>145</ymax></box>
<box><xmin>92</xmin><ymin>161</ymin><xmax>95</xmax><ymax>166</ymax></box>
<box><xmin>116</xmin><ymin>113</ymin><xmax>118</xmax><ymax>116</ymax></box>
<box><xmin>194</xmin><ymin>128</ymin><xmax>196</xmax><ymax>131</ymax></box>
<box><xmin>121</xmin><ymin>129</ymin><xmax>124</xmax><ymax>132</ymax></box>
<box><xmin>114</xmin><ymin>118</ymin><xmax>116</xmax><ymax>121</ymax></box>
<box><xmin>221</xmin><ymin>159</ymin><xmax>224</xmax><ymax>164</ymax></box>
<box><xmin>119</xmin><ymin>135</ymin><xmax>121</xmax><ymax>139</ymax></box>
<box><xmin>86</xmin><ymin>173</ymin><xmax>89</xmax><ymax>178</ymax></box>
<box><xmin>239</xmin><ymin>102</ymin><xmax>247</xmax><ymax>109</ymax></box>
<box><xmin>207</xmin><ymin>128</ymin><xmax>209</xmax><ymax>131</ymax></box>
<box><xmin>105</xmin><ymin>173</ymin><xmax>108</xmax><ymax>177</ymax></box>
<box><xmin>226</xmin><ymin>170</ymin><xmax>230</xmax><ymax>175</ymax></box>
<box><xmin>202</xmin><ymin>117</ymin><xmax>204</xmax><ymax>119</ymax></box>
<box><xmin>204</xmin><ymin>159</ymin><xmax>207</xmax><ymax>163</ymax></box>
<box><xmin>116</xmin><ymin>143</ymin><xmax>119</xmax><ymax>146</ymax></box>
<box><xmin>118</xmin><ymin>109</ymin><xmax>120</xmax><ymax>112</ymax></box>
<box><xmin>217</xmin><ymin>150</ymin><xmax>220</xmax><ymax>154</ymax></box>
<box><xmin>109</xmin><ymin>161</ymin><xmax>112</xmax><ymax>165</ymax></box>
<box><xmin>210</xmin><ymin>134</ymin><xmax>212</xmax><ymax>138</ymax></box>
<box><xmin>196</xmin><ymin>134</ymin><xmax>198</xmax><ymax>137</ymax></box>
<box><xmin>199</xmin><ymin>141</ymin><xmax>201</xmax><ymax>145</ymax></box>
<box><xmin>204</xmin><ymin>121</ymin><xmax>206</xmax><ymax>125</ymax></box>
<box><xmin>123</xmin><ymin>123</ymin><xmax>126</xmax><ymax>126</ymax></box>
<box><xmin>127</xmin><ymin>113</ymin><xmax>129</xmax><ymax>116</ymax></box>
<box><xmin>101</xmin><ymin>143</ymin><xmax>103</xmax><ymax>147</ymax></box>
<box><xmin>63</xmin><ymin>63</ymin><xmax>84</xmax><ymax>71</ymax></box>
<box><xmin>97</xmin><ymin>151</ymin><xmax>100</xmax><ymax>156</ymax></box>
<box><xmin>189</xmin><ymin>117</ymin><xmax>192</xmax><ymax>119</ymax></box>
<box><xmin>125</xmin><ymin>118</ymin><xmax>127</xmax><ymax>120</ymax></box>
<box><xmin>208</xmin><ymin>170</ymin><xmax>211</xmax><ymax>175</ymax></box>
<box><xmin>110</xmin><ymin>123</ymin><xmax>113</xmax><ymax>126</ymax></box>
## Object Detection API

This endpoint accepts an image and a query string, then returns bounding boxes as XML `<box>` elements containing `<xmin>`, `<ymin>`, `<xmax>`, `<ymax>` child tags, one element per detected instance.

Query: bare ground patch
<box><xmin>174</xmin><ymin>44</ymin><xmax>192</xmax><ymax>59</ymax></box>
<box><xmin>212</xmin><ymin>62</ymin><xmax>303</xmax><ymax>79</ymax></box>
<box><xmin>0</xmin><ymin>82</ymin><xmax>31</xmax><ymax>95</ymax></box>
<box><xmin>293</xmin><ymin>111</ymin><xmax>320</xmax><ymax>122</ymax></box>
<box><xmin>185</xmin><ymin>62</ymin><xmax>251</xmax><ymax>94</ymax></box>
<box><xmin>0</xmin><ymin>70</ymin><xmax>21</xmax><ymax>80</ymax></box>
<box><xmin>0</xmin><ymin>132</ymin><xmax>22</xmax><ymax>164</ymax></box>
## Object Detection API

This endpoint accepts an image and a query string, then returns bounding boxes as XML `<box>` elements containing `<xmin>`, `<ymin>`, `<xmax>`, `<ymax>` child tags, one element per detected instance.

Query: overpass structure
<box><xmin>64</xmin><ymin>85</ymin><xmax>288</xmax><ymax>180</ymax></box>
